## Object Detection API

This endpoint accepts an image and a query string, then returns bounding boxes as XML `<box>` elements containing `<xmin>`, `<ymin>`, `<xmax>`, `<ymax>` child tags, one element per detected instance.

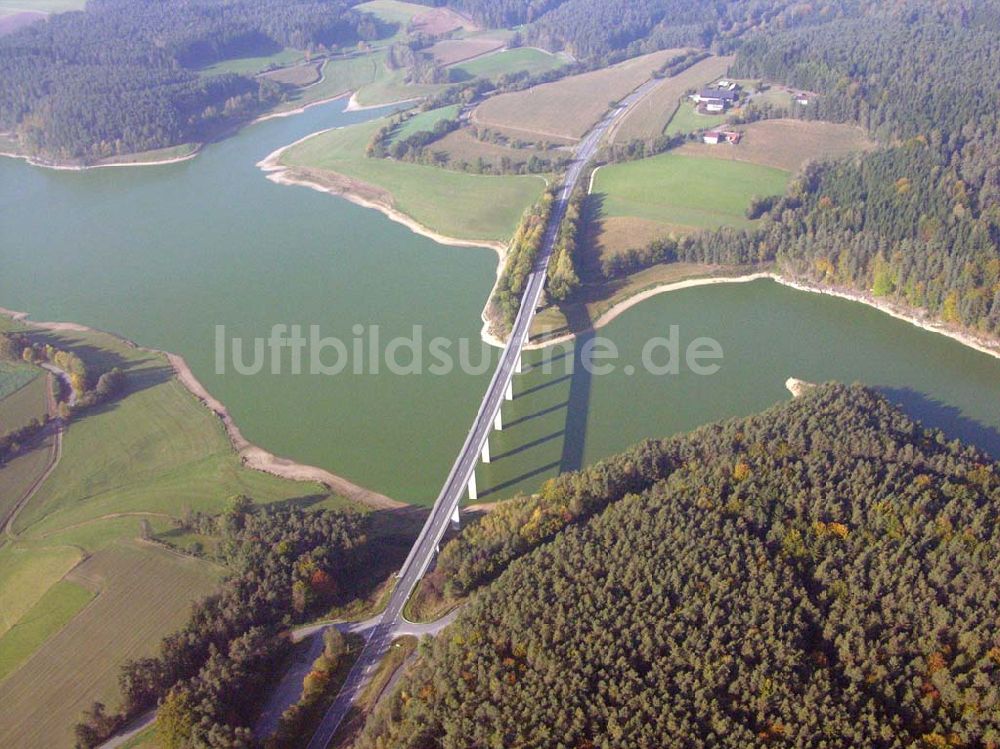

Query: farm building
<box><xmin>691</xmin><ymin>87</ymin><xmax>740</xmax><ymax>112</ymax></box>
<box><xmin>703</xmin><ymin>129</ymin><xmax>743</xmax><ymax>145</ymax></box>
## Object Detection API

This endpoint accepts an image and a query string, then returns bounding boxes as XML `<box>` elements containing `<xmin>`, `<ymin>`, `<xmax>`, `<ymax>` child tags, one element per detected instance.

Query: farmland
<box><xmin>278</xmin><ymin>118</ymin><xmax>546</xmax><ymax>242</ymax></box>
<box><xmin>392</xmin><ymin>104</ymin><xmax>460</xmax><ymax>142</ymax></box>
<box><xmin>269</xmin><ymin>52</ymin><xmax>387</xmax><ymax>114</ymax></box>
<box><xmin>471</xmin><ymin>49</ymin><xmax>682</xmax><ymax>142</ymax></box>
<box><xmin>261</xmin><ymin>61</ymin><xmax>323</xmax><ymax>87</ymax></box>
<box><xmin>674</xmin><ymin>118</ymin><xmax>875</xmax><ymax>172</ymax></box>
<box><xmin>451</xmin><ymin>47</ymin><xmax>567</xmax><ymax>81</ymax></box>
<box><xmin>0</xmin><ymin>360</ymin><xmax>38</xmax><ymax>401</ymax></box>
<box><xmin>0</xmin><ymin>579</ymin><xmax>93</xmax><ymax>681</ymax></box>
<box><xmin>430</xmin><ymin>127</ymin><xmax>552</xmax><ymax>172</ymax></box>
<box><xmin>664</xmin><ymin>100</ymin><xmax>729</xmax><ymax>135</ymax></box>
<box><xmin>611</xmin><ymin>55</ymin><xmax>732</xmax><ymax>142</ymax></box>
<box><xmin>0</xmin><ymin>542</ymin><xmax>222</xmax><ymax>749</ymax></box>
<box><xmin>197</xmin><ymin>47</ymin><xmax>304</xmax><ymax>78</ymax></box>
<box><xmin>428</xmin><ymin>37</ymin><xmax>505</xmax><ymax>66</ymax></box>
<box><xmin>592</xmin><ymin>152</ymin><xmax>790</xmax><ymax>232</ymax></box>
<box><xmin>0</xmin><ymin>320</ymin><xmax>358</xmax><ymax>748</ymax></box>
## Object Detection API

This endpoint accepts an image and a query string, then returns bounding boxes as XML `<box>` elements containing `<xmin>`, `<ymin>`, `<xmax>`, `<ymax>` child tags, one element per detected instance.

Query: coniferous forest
<box><xmin>0</xmin><ymin>0</ymin><xmax>380</xmax><ymax>161</ymax></box>
<box><xmin>357</xmin><ymin>384</ymin><xmax>1000</xmax><ymax>748</ymax></box>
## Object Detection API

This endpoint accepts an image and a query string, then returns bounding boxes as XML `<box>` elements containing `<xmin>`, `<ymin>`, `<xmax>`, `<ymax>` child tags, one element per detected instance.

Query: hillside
<box><xmin>359</xmin><ymin>383</ymin><xmax>1000</xmax><ymax>748</ymax></box>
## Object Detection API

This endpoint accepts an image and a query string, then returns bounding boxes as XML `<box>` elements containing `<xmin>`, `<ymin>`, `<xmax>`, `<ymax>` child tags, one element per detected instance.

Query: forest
<box><xmin>357</xmin><ymin>383</ymin><xmax>1000</xmax><ymax>748</ymax></box>
<box><xmin>74</xmin><ymin>501</ymin><xmax>367</xmax><ymax>748</ymax></box>
<box><xmin>599</xmin><ymin>3</ymin><xmax>1000</xmax><ymax>338</ymax></box>
<box><xmin>0</xmin><ymin>0</ymin><xmax>381</xmax><ymax>161</ymax></box>
<box><xmin>446</xmin><ymin>0</ymin><xmax>862</xmax><ymax>60</ymax></box>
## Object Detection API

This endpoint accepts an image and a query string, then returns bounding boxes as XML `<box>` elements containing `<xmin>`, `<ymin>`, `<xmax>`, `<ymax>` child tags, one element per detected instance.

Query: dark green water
<box><xmin>2</xmin><ymin>99</ymin><xmax>998</xmax><ymax>505</ymax></box>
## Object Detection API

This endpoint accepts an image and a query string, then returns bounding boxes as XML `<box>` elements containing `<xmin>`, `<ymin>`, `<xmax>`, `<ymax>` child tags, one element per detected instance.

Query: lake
<box><xmin>2</xmin><ymin>98</ymin><xmax>998</xmax><ymax>504</ymax></box>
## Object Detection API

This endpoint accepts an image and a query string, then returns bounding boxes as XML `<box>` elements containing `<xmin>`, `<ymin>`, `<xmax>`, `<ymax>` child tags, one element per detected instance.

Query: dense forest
<box><xmin>75</xmin><ymin>501</ymin><xmax>366</xmax><ymax>748</ymax></box>
<box><xmin>0</xmin><ymin>0</ymin><xmax>381</xmax><ymax>161</ymax></box>
<box><xmin>444</xmin><ymin>0</ymin><xmax>862</xmax><ymax>59</ymax></box>
<box><xmin>599</xmin><ymin>4</ymin><xmax>1000</xmax><ymax>339</ymax></box>
<box><xmin>358</xmin><ymin>383</ymin><xmax>1000</xmax><ymax>748</ymax></box>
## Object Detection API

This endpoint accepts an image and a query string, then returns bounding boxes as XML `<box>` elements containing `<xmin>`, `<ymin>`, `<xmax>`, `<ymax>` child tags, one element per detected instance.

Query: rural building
<box><xmin>702</xmin><ymin>129</ymin><xmax>743</xmax><ymax>145</ymax></box>
<box><xmin>691</xmin><ymin>87</ymin><xmax>740</xmax><ymax>112</ymax></box>
<box><xmin>794</xmin><ymin>93</ymin><xmax>810</xmax><ymax>105</ymax></box>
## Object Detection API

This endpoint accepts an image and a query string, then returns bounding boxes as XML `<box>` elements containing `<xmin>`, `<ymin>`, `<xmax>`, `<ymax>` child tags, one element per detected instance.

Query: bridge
<box><xmin>305</xmin><ymin>76</ymin><xmax>664</xmax><ymax>749</ymax></box>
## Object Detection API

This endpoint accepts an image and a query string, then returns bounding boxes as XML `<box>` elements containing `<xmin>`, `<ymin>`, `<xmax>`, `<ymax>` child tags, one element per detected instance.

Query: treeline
<box><xmin>0</xmin><ymin>0</ymin><xmax>380</xmax><ymax>161</ymax></box>
<box><xmin>488</xmin><ymin>192</ymin><xmax>554</xmax><ymax>336</ymax></box>
<box><xmin>449</xmin><ymin>0</ymin><xmax>863</xmax><ymax>61</ymax></box>
<box><xmin>604</xmin><ymin>6</ymin><xmax>1000</xmax><ymax>338</ymax></box>
<box><xmin>358</xmin><ymin>383</ymin><xmax>1000</xmax><ymax>748</ymax></box>
<box><xmin>0</xmin><ymin>418</ymin><xmax>47</xmax><ymax>466</ymax></box>
<box><xmin>265</xmin><ymin>628</ymin><xmax>352</xmax><ymax>749</ymax></box>
<box><xmin>75</xmin><ymin>501</ymin><xmax>365</xmax><ymax>749</ymax></box>
<box><xmin>546</xmin><ymin>188</ymin><xmax>584</xmax><ymax>301</ymax></box>
<box><xmin>0</xmin><ymin>333</ymin><xmax>126</xmax><ymax>412</ymax></box>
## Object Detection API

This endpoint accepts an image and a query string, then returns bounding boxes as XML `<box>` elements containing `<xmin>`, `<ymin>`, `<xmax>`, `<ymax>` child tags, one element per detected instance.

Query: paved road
<box><xmin>304</xmin><ymin>78</ymin><xmax>662</xmax><ymax>749</ymax></box>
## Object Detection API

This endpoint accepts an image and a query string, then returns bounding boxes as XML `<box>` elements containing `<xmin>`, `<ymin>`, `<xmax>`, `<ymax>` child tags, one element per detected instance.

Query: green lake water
<box><xmin>2</xmin><ymin>98</ymin><xmax>998</xmax><ymax>505</ymax></box>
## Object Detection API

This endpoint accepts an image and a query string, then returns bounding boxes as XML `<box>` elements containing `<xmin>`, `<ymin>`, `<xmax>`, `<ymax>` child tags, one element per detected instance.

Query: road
<box><xmin>305</xmin><ymin>78</ymin><xmax>662</xmax><ymax>749</ymax></box>
<box><xmin>3</xmin><ymin>363</ymin><xmax>76</xmax><ymax>538</ymax></box>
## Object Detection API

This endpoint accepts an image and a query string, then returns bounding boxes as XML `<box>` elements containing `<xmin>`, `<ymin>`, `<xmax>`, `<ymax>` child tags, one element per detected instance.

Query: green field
<box><xmin>9</xmin><ymin>329</ymin><xmax>349</xmax><ymax>538</ymax></box>
<box><xmin>0</xmin><ymin>360</ymin><xmax>39</xmax><ymax>401</ymax></box>
<box><xmin>354</xmin><ymin>0</ymin><xmax>426</xmax><ymax>26</ymax></box>
<box><xmin>451</xmin><ymin>47</ymin><xmax>566</xmax><ymax>81</ymax></box>
<box><xmin>0</xmin><ymin>579</ymin><xmax>93</xmax><ymax>681</ymax></box>
<box><xmin>391</xmin><ymin>104</ymin><xmax>459</xmax><ymax>142</ymax></box>
<box><xmin>281</xmin><ymin>118</ymin><xmax>546</xmax><ymax>242</ymax></box>
<box><xmin>0</xmin><ymin>321</ymin><xmax>358</xmax><ymax>748</ymax></box>
<box><xmin>0</xmin><ymin>542</ymin><xmax>222</xmax><ymax>748</ymax></box>
<box><xmin>665</xmin><ymin>100</ymin><xmax>730</xmax><ymax>135</ymax></box>
<box><xmin>0</xmin><ymin>545</ymin><xmax>82</xmax><ymax>637</ymax></box>
<box><xmin>198</xmin><ymin>47</ymin><xmax>304</xmax><ymax>77</ymax></box>
<box><xmin>593</xmin><ymin>152</ymin><xmax>790</xmax><ymax>231</ymax></box>
<box><xmin>352</xmin><ymin>66</ymin><xmax>445</xmax><ymax>108</ymax></box>
<box><xmin>270</xmin><ymin>50</ymin><xmax>433</xmax><ymax>114</ymax></box>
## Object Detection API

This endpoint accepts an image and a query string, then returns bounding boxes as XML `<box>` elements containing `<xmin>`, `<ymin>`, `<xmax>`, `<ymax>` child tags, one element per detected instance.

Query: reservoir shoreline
<box><xmin>0</xmin><ymin>307</ymin><xmax>404</xmax><ymax>510</ymax></box>
<box><xmin>534</xmin><ymin>272</ymin><xmax>1000</xmax><ymax>361</ymax></box>
<box><xmin>258</xmin><ymin>138</ymin><xmax>1000</xmax><ymax>362</ymax></box>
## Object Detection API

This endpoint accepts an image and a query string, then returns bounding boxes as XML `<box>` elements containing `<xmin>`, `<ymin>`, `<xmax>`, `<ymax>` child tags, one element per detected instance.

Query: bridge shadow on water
<box><xmin>479</xmin><ymin>305</ymin><xmax>595</xmax><ymax>498</ymax></box>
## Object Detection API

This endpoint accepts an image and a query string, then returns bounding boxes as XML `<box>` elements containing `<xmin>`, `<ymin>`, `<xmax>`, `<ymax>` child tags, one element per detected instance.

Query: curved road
<box><xmin>304</xmin><ymin>76</ymin><xmax>665</xmax><ymax>749</ymax></box>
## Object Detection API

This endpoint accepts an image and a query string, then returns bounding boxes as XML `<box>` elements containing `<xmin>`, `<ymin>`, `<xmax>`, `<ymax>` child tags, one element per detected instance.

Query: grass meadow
<box><xmin>281</xmin><ymin>117</ymin><xmax>545</xmax><ymax>242</ymax></box>
<box><xmin>451</xmin><ymin>47</ymin><xmax>566</xmax><ymax>81</ymax></box>
<box><xmin>0</xmin><ymin>321</ymin><xmax>356</xmax><ymax>748</ymax></box>
<box><xmin>593</xmin><ymin>152</ymin><xmax>790</xmax><ymax>232</ymax></box>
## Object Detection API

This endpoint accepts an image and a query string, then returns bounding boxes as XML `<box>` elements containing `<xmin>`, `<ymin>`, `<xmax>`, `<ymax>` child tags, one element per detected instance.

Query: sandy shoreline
<box><xmin>523</xmin><ymin>271</ymin><xmax>1000</xmax><ymax>360</ymax></box>
<box><xmin>256</xmin><ymin>125</ymin><xmax>1000</xmax><ymax>362</ymax></box>
<box><xmin>0</xmin><ymin>306</ymin><xmax>403</xmax><ymax>510</ymax></box>
<box><xmin>345</xmin><ymin>91</ymin><xmax>421</xmax><ymax>112</ymax></box>
<box><xmin>0</xmin><ymin>146</ymin><xmax>202</xmax><ymax>172</ymax></box>
<box><xmin>252</xmin><ymin>91</ymin><xmax>351</xmax><ymax>124</ymax></box>
<box><xmin>257</xmin><ymin>138</ymin><xmax>507</xmax><ymax>255</ymax></box>
<box><xmin>257</xmin><ymin>135</ymin><xmax>517</xmax><ymax>348</ymax></box>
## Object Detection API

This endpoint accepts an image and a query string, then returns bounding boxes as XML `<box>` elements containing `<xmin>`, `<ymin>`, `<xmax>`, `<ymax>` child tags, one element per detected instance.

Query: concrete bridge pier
<box><xmin>505</xmin><ymin>380</ymin><xmax>514</xmax><ymax>401</ymax></box>
<box><xmin>467</xmin><ymin>471</ymin><xmax>477</xmax><ymax>501</ymax></box>
<box><xmin>451</xmin><ymin>503</ymin><xmax>461</xmax><ymax>528</ymax></box>
<box><xmin>515</xmin><ymin>354</ymin><xmax>522</xmax><ymax>374</ymax></box>
<box><xmin>494</xmin><ymin>409</ymin><xmax>503</xmax><ymax>431</ymax></box>
<box><xmin>481</xmin><ymin>437</ymin><xmax>491</xmax><ymax>464</ymax></box>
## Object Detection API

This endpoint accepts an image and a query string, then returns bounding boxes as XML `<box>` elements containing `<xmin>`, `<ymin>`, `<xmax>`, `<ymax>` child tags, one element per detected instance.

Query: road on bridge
<box><xmin>305</xmin><ymin>74</ymin><xmax>665</xmax><ymax>749</ymax></box>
